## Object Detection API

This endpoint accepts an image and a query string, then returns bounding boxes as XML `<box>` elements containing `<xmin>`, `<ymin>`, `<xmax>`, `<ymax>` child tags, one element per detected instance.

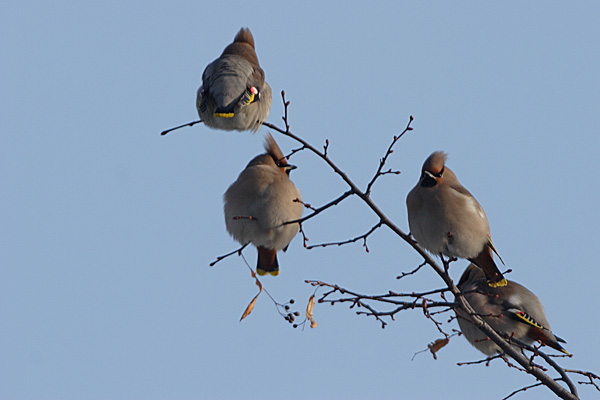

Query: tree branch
<box><xmin>261</xmin><ymin>91</ymin><xmax>582</xmax><ymax>399</ymax></box>
<box><xmin>564</xmin><ymin>369</ymin><xmax>600</xmax><ymax>392</ymax></box>
<box><xmin>210</xmin><ymin>244</ymin><xmax>248</xmax><ymax>267</ymax></box>
<box><xmin>283</xmin><ymin>190</ymin><xmax>354</xmax><ymax>226</ymax></box>
<box><xmin>365</xmin><ymin>116</ymin><xmax>413</xmax><ymax>196</ymax></box>
<box><xmin>305</xmin><ymin>220</ymin><xmax>383</xmax><ymax>251</ymax></box>
<box><xmin>160</xmin><ymin>119</ymin><xmax>203</xmax><ymax>135</ymax></box>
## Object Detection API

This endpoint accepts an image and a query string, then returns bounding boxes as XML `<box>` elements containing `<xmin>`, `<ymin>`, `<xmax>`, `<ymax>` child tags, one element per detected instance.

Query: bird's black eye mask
<box><xmin>272</xmin><ymin>155</ymin><xmax>296</xmax><ymax>176</ymax></box>
<box><xmin>420</xmin><ymin>167</ymin><xmax>443</xmax><ymax>187</ymax></box>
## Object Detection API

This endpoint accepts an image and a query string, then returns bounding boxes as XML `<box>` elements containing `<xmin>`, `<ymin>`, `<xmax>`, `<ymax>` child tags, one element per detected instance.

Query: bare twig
<box><xmin>280</xmin><ymin>91</ymin><xmax>290</xmax><ymax>131</ymax></box>
<box><xmin>237</xmin><ymin>252</ymin><xmax>301</xmax><ymax>325</ymax></box>
<box><xmin>233</xmin><ymin>215</ymin><xmax>258</xmax><ymax>221</ymax></box>
<box><xmin>283</xmin><ymin>190</ymin><xmax>354</xmax><ymax>226</ymax></box>
<box><xmin>210</xmin><ymin>244</ymin><xmax>248</xmax><ymax>267</ymax></box>
<box><xmin>526</xmin><ymin>345</ymin><xmax>578</xmax><ymax>396</ymax></box>
<box><xmin>565</xmin><ymin>369</ymin><xmax>600</xmax><ymax>392</ymax></box>
<box><xmin>293</xmin><ymin>198</ymin><xmax>317</xmax><ymax>212</ymax></box>
<box><xmin>422</xmin><ymin>298</ymin><xmax>451</xmax><ymax>337</ymax></box>
<box><xmin>298</xmin><ymin>223</ymin><xmax>309</xmax><ymax>248</ymax></box>
<box><xmin>260</xmin><ymin>92</ymin><xmax>582</xmax><ymax>399</ymax></box>
<box><xmin>307</xmin><ymin>281</ymin><xmax>451</xmax><ymax>306</ymax></box>
<box><xmin>396</xmin><ymin>261</ymin><xmax>427</xmax><ymax>280</ymax></box>
<box><xmin>457</xmin><ymin>353</ymin><xmax>504</xmax><ymax>367</ymax></box>
<box><xmin>306</xmin><ymin>280</ymin><xmax>452</xmax><ymax>328</ymax></box>
<box><xmin>502</xmin><ymin>381</ymin><xmax>545</xmax><ymax>400</ymax></box>
<box><xmin>160</xmin><ymin>119</ymin><xmax>203</xmax><ymax>135</ymax></box>
<box><xmin>306</xmin><ymin>220</ymin><xmax>384</xmax><ymax>251</ymax></box>
<box><xmin>365</xmin><ymin>115</ymin><xmax>413</xmax><ymax>196</ymax></box>
<box><xmin>284</xmin><ymin>145</ymin><xmax>307</xmax><ymax>160</ymax></box>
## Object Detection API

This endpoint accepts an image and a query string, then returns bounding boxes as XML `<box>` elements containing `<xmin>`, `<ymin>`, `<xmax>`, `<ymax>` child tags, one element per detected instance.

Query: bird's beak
<box><xmin>285</xmin><ymin>164</ymin><xmax>297</xmax><ymax>171</ymax></box>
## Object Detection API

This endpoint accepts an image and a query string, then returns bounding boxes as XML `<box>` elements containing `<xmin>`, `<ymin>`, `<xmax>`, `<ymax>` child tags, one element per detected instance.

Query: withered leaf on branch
<box><xmin>306</xmin><ymin>294</ymin><xmax>318</xmax><ymax>328</ymax></box>
<box><xmin>240</xmin><ymin>268</ymin><xmax>263</xmax><ymax>321</ymax></box>
<box><xmin>428</xmin><ymin>338</ymin><xmax>450</xmax><ymax>360</ymax></box>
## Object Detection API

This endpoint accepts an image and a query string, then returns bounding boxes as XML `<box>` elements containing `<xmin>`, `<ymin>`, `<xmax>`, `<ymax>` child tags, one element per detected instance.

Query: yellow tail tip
<box><xmin>214</xmin><ymin>112</ymin><xmax>234</xmax><ymax>118</ymax></box>
<box><xmin>256</xmin><ymin>268</ymin><xmax>279</xmax><ymax>277</ymax></box>
<box><xmin>487</xmin><ymin>278</ymin><xmax>508</xmax><ymax>288</ymax></box>
<box><xmin>558</xmin><ymin>345</ymin><xmax>572</xmax><ymax>357</ymax></box>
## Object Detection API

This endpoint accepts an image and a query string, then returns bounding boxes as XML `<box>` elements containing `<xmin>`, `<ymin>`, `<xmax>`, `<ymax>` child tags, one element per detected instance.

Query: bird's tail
<box><xmin>527</xmin><ymin>323</ymin><xmax>570</xmax><ymax>355</ymax></box>
<box><xmin>256</xmin><ymin>246</ymin><xmax>279</xmax><ymax>276</ymax></box>
<box><xmin>487</xmin><ymin>236</ymin><xmax>505</xmax><ymax>265</ymax></box>
<box><xmin>470</xmin><ymin>246</ymin><xmax>507</xmax><ymax>287</ymax></box>
<box><xmin>213</xmin><ymin>105</ymin><xmax>235</xmax><ymax>119</ymax></box>
<box><xmin>213</xmin><ymin>87</ymin><xmax>259</xmax><ymax>118</ymax></box>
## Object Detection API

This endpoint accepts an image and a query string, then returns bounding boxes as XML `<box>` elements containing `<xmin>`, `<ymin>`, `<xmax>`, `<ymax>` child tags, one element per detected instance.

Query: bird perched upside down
<box><xmin>223</xmin><ymin>134</ymin><xmax>302</xmax><ymax>276</ymax></box>
<box><xmin>456</xmin><ymin>263</ymin><xmax>568</xmax><ymax>356</ymax></box>
<box><xmin>406</xmin><ymin>151</ymin><xmax>507</xmax><ymax>287</ymax></box>
<box><xmin>197</xmin><ymin>27</ymin><xmax>272</xmax><ymax>132</ymax></box>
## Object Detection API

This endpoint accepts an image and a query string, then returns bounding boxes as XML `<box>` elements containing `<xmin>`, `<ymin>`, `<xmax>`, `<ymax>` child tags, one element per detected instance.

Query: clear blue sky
<box><xmin>2</xmin><ymin>1</ymin><xmax>599</xmax><ymax>399</ymax></box>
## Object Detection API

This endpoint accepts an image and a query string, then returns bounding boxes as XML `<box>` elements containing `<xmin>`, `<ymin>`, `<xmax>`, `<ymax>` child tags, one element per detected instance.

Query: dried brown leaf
<box><xmin>428</xmin><ymin>337</ymin><xmax>450</xmax><ymax>360</ymax></box>
<box><xmin>306</xmin><ymin>294</ymin><xmax>315</xmax><ymax>319</ymax></box>
<box><xmin>240</xmin><ymin>293</ymin><xmax>260</xmax><ymax>321</ymax></box>
<box><xmin>239</xmin><ymin>268</ymin><xmax>263</xmax><ymax>321</ymax></box>
<box><xmin>251</xmin><ymin>269</ymin><xmax>263</xmax><ymax>291</ymax></box>
<box><xmin>306</xmin><ymin>294</ymin><xmax>317</xmax><ymax>329</ymax></box>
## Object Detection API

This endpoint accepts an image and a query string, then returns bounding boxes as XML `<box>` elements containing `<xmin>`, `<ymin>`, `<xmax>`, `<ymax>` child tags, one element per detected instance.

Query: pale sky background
<box><xmin>2</xmin><ymin>1</ymin><xmax>599</xmax><ymax>399</ymax></box>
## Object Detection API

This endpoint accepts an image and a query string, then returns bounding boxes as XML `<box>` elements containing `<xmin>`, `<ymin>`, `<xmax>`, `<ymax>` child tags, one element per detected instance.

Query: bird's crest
<box><xmin>264</xmin><ymin>133</ymin><xmax>288</xmax><ymax>167</ymax></box>
<box><xmin>423</xmin><ymin>151</ymin><xmax>447</xmax><ymax>175</ymax></box>
<box><xmin>222</xmin><ymin>27</ymin><xmax>260</xmax><ymax>65</ymax></box>
<box><xmin>233</xmin><ymin>27</ymin><xmax>255</xmax><ymax>49</ymax></box>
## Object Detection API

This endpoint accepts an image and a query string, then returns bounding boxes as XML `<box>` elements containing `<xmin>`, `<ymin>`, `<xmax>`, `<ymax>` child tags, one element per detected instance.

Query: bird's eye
<box><xmin>433</xmin><ymin>167</ymin><xmax>445</xmax><ymax>178</ymax></box>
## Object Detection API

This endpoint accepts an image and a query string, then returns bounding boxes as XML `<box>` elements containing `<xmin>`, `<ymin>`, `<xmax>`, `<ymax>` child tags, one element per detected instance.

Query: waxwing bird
<box><xmin>456</xmin><ymin>263</ymin><xmax>568</xmax><ymax>356</ymax></box>
<box><xmin>406</xmin><ymin>151</ymin><xmax>507</xmax><ymax>287</ymax></box>
<box><xmin>223</xmin><ymin>134</ymin><xmax>302</xmax><ymax>276</ymax></box>
<box><xmin>197</xmin><ymin>27</ymin><xmax>272</xmax><ymax>132</ymax></box>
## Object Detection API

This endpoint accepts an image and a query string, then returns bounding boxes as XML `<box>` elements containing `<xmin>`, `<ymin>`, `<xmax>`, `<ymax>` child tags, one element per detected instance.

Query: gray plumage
<box><xmin>197</xmin><ymin>27</ymin><xmax>272</xmax><ymax>132</ymax></box>
<box><xmin>456</xmin><ymin>264</ymin><xmax>568</xmax><ymax>356</ymax></box>
<box><xmin>223</xmin><ymin>134</ymin><xmax>302</xmax><ymax>275</ymax></box>
<box><xmin>406</xmin><ymin>151</ymin><xmax>507</xmax><ymax>286</ymax></box>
